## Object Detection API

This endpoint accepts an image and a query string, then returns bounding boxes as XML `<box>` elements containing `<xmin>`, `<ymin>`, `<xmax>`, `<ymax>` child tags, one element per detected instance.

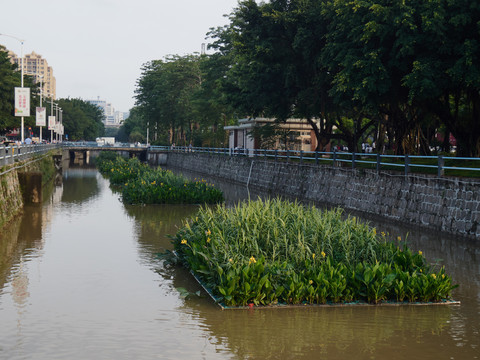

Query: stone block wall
<box><xmin>167</xmin><ymin>152</ymin><xmax>480</xmax><ymax>239</ymax></box>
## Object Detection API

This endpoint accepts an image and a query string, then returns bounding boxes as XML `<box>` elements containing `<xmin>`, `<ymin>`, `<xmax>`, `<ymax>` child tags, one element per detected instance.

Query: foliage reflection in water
<box><xmin>0</xmin><ymin>166</ymin><xmax>478</xmax><ymax>359</ymax></box>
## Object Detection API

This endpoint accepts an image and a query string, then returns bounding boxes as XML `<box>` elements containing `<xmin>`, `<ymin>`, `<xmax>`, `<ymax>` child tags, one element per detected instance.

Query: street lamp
<box><xmin>26</xmin><ymin>72</ymin><xmax>44</xmax><ymax>143</ymax></box>
<box><xmin>0</xmin><ymin>33</ymin><xmax>26</xmax><ymax>143</ymax></box>
<box><xmin>46</xmin><ymin>99</ymin><xmax>60</xmax><ymax>143</ymax></box>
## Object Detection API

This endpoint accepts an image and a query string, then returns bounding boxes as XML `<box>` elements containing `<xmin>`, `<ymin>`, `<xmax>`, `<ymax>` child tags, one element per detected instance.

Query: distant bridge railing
<box><xmin>154</xmin><ymin>145</ymin><xmax>480</xmax><ymax>178</ymax></box>
<box><xmin>62</xmin><ymin>141</ymin><xmax>148</xmax><ymax>149</ymax></box>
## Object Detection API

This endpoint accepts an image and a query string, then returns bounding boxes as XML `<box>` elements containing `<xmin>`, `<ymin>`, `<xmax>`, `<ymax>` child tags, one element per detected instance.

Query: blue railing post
<box><xmin>333</xmin><ymin>148</ymin><xmax>337</xmax><ymax>167</ymax></box>
<box><xmin>275</xmin><ymin>149</ymin><xmax>278</xmax><ymax>162</ymax></box>
<box><xmin>405</xmin><ymin>154</ymin><xmax>410</xmax><ymax>176</ymax></box>
<box><xmin>352</xmin><ymin>152</ymin><xmax>356</xmax><ymax>169</ymax></box>
<box><xmin>376</xmin><ymin>153</ymin><xmax>381</xmax><ymax>173</ymax></box>
<box><xmin>315</xmin><ymin>150</ymin><xmax>319</xmax><ymax>165</ymax></box>
<box><xmin>438</xmin><ymin>155</ymin><xmax>444</xmax><ymax>176</ymax></box>
<box><xmin>300</xmin><ymin>150</ymin><xmax>303</xmax><ymax>164</ymax></box>
<box><xmin>287</xmin><ymin>149</ymin><xmax>290</xmax><ymax>162</ymax></box>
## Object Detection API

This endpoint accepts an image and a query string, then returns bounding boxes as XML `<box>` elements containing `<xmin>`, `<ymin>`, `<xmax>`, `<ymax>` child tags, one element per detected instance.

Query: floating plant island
<box><xmin>172</xmin><ymin>198</ymin><xmax>458</xmax><ymax>309</ymax></box>
<box><xmin>96</xmin><ymin>152</ymin><xmax>223</xmax><ymax>204</ymax></box>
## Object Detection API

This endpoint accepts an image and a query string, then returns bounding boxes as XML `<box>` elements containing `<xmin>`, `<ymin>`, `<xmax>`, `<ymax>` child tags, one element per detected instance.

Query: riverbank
<box><xmin>166</xmin><ymin>152</ymin><xmax>480</xmax><ymax>240</ymax></box>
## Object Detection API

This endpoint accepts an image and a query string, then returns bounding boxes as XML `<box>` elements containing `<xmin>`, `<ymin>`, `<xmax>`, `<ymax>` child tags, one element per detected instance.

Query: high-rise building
<box><xmin>7</xmin><ymin>50</ymin><xmax>56</xmax><ymax>99</ymax></box>
<box><xmin>87</xmin><ymin>97</ymin><xmax>116</xmax><ymax>125</ymax></box>
<box><xmin>87</xmin><ymin>98</ymin><xmax>127</xmax><ymax>126</ymax></box>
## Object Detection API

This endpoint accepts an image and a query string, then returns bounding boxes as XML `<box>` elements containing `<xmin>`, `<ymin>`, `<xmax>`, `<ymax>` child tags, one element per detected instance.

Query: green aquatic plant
<box><xmin>95</xmin><ymin>153</ymin><xmax>223</xmax><ymax>205</ymax></box>
<box><xmin>173</xmin><ymin>198</ymin><xmax>458</xmax><ymax>307</ymax></box>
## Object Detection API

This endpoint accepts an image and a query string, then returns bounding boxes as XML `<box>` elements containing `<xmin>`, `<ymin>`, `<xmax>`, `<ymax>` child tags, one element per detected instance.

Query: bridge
<box><xmin>63</xmin><ymin>142</ymin><xmax>151</xmax><ymax>164</ymax></box>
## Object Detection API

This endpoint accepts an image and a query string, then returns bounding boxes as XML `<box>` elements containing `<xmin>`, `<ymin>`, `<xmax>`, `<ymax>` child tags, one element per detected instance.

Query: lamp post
<box><xmin>46</xmin><ymin>99</ymin><xmax>59</xmax><ymax>143</ymax></box>
<box><xmin>0</xmin><ymin>33</ymin><xmax>26</xmax><ymax>143</ymax></box>
<box><xmin>26</xmin><ymin>72</ymin><xmax>44</xmax><ymax>143</ymax></box>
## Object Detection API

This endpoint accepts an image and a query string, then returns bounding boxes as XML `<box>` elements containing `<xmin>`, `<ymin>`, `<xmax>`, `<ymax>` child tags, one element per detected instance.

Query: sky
<box><xmin>0</xmin><ymin>0</ymin><xmax>240</xmax><ymax>113</ymax></box>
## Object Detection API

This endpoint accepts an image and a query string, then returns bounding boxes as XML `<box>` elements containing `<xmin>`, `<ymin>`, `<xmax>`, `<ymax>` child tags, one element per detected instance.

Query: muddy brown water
<box><xmin>0</xmin><ymin>166</ymin><xmax>478</xmax><ymax>359</ymax></box>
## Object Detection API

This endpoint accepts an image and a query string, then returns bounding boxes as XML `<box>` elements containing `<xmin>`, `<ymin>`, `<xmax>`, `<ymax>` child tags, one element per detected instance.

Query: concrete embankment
<box><xmin>0</xmin><ymin>152</ymin><xmax>59</xmax><ymax>229</ymax></box>
<box><xmin>166</xmin><ymin>152</ymin><xmax>480</xmax><ymax>239</ymax></box>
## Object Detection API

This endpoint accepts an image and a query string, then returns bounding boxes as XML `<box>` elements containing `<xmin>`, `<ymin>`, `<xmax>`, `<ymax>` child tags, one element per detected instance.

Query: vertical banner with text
<box><xmin>36</xmin><ymin>107</ymin><xmax>46</xmax><ymax>126</ymax></box>
<box><xmin>48</xmin><ymin>116</ymin><xmax>56</xmax><ymax>131</ymax></box>
<box><xmin>15</xmin><ymin>87</ymin><xmax>30</xmax><ymax>117</ymax></box>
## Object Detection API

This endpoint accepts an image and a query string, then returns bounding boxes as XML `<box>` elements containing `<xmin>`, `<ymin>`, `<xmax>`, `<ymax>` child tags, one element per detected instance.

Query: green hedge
<box><xmin>173</xmin><ymin>198</ymin><xmax>457</xmax><ymax>307</ymax></box>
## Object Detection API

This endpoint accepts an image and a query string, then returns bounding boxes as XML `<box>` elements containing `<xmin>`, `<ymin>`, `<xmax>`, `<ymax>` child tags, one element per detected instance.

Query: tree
<box><xmin>135</xmin><ymin>55</ymin><xmax>202</xmax><ymax>145</ymax></box>
<box><xmin>56</xmin><ymin>98</ymin><xmax>105</xmax><ymax>141</ymax></box>
<box><xmin>0</xmin><ymin>46</ymin><xmax>19</xmax><ymax>132</ymax></box>
<box><xmin>0</xmin><ymin>46</ymin><xmax>39</xmax><ymax>135</ymax></box>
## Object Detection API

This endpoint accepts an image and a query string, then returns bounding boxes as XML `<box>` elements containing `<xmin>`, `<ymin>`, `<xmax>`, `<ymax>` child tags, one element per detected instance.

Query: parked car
<box><xmin>0</xmin><ymin>136</ymin><xmax>15</xmax><ymax>146</ymax></box>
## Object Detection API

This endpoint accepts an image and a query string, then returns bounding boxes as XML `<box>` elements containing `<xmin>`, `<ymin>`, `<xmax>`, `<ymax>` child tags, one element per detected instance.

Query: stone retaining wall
<box><xmin>0</xmin><ymin>153</ymin><xmax>57</xmax><ymax>229</ymax></box>
<box><xmin>167</xmin><ymin>152</ymin><xmax>480</xmax><ymax>239</ymax></box>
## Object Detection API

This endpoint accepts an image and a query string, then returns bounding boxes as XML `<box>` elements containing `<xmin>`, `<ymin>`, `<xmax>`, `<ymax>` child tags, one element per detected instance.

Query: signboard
<box><xmin>48</xmin><ymin>116</ymin><xmax>56</xmax><ymax>131</ymax></box>
<box><xmin>15</xmin><ymin>87</ymin><xmax>30</xmax><ymax>117</ymax></box>
<box><xmin>36</xmin><ymin>107</ymin><xmax>46</xmax><ymax>126</ymax></box>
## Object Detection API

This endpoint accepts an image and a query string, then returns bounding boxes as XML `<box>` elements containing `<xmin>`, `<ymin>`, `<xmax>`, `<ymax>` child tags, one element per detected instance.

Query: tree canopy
<box><xmin>129</xmin><ymin>0</ymin><xmax>480</xmax><ymax>155</ymax></box>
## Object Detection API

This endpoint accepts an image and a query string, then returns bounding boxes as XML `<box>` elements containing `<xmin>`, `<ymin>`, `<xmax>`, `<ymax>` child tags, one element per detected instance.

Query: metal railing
<box><xmin>0</xmin><ymin>144</ymin><xmax>60</xmax><ymax>167</ymax></box>
<box><xmin>154</xmin><ymin>145</ymin><xmax>480</xmax><ymax>178</ymax></box>
<box><xmin>11</xmin><ymin>142</ymin><xmax>475</xmax><ymax>178</ymax></box>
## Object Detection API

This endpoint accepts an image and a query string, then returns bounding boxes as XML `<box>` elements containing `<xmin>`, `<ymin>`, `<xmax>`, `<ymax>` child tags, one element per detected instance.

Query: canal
<box><xmin>0</xmin><ymin>165</ymin><xmax>479</xmax><ymax>359</ymax></box>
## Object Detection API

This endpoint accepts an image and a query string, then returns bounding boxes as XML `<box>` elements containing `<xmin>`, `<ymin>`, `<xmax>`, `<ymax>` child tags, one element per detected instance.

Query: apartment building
<box><xmin>8</xmin><ymin>50</ymin><xmax>56</xmax><ymax>99</ymax></box>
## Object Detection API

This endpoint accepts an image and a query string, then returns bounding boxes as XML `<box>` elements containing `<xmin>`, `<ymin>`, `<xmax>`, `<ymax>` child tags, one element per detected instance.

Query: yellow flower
<box><xmin>397</xmin><ymin>236</ymin><xmax>402</xmax><ymax>241</ymax></box>
<box><xmin>381</xmin><ymin>232</ymin><xmax>386</xmax><ymax>237</ymax></box>
<box><xmin>442</xmin><ymin>274</ymin><xmax>445</xmax><ymax>279</ymax></box>
<box><xmin>229</xmin><ymin>258</ymin><xmax>233</xmax><ymax>263</ymax></box>
<box><xmin>207</xmin><ymin>237</ymin><xmax>211</xmax><ymax>243</ymax></box>
<box><xmin>373</xmin><ymin>228</ymin><xmax>376</xmax><ymax>235</ymax></box>
<box><xmin>309</xmin><ymin>280</ymin><xmax>313</xmax><ymax>285</ymax></box>
<box><xmin>312</xmin><ymin>253</ymin><xmax>316</xmax><ymax>259</ymax></box>
<box><xmin>420</xmin><ymin>269</ymin><xmax>423</xmax><ymax>273</ymax></box>
<box><xmin>321</xmin><ymin>251</ymin><xmax>326</xmax><ymax>258</ymax></box>
<box><xmin>249</xmin><ymin>256</ymin><xmax>256</xmax><ymax>264</ymax></box>
<box><xmin>151</xmin><ymin>180</ymin><xmax>156</xmax><ymax>185</ymax></box>
<box><xmin>418</xmin><ymin>250</ymin><xmax>423</xmax><ymax>256</ymax></box>
<box><xmin>181</xmin><ymin>239</ymin><xmax>187</xmax><ymax>245</ymax></box>
<box><xmin>431</xmin><ymin>274</ymin><xmax>436</xmax><ymax>279</ymax></box>
<box><xmin>206</xmin><ymin>229</ymin><xmax>211</xmax><ymax>236</ymax></box>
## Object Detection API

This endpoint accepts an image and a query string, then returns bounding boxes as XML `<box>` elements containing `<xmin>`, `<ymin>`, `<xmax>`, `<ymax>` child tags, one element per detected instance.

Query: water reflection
<box><xmin>0</xmin><ymin>166</ymin><xmax>478</xmax><ymax>359</ymax></box>
<box><xmin>124</xmin><ymin>204</ymin><xmax>199</xmax><ymax>265</ymax></box>
<box><xmin>166</xmin><ymin>167</ymin><xmax>480</xmax><ymax>359</ymax></box>
<box><xmin>61</xmin><ymin>167</ymin><xmax>101</xmax><ymax>204</ymax></box>
<box><xmin>0</xmin><ymin>206</ymin><xmax>44</xmax><ymax>295</ymax></box>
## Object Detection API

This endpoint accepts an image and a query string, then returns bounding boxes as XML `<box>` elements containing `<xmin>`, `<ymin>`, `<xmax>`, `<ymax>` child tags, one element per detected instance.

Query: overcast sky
<box><xmin>1</xmin><ymin>0</ymin><xmax>240</xmax><ymax>112</ymax></box>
